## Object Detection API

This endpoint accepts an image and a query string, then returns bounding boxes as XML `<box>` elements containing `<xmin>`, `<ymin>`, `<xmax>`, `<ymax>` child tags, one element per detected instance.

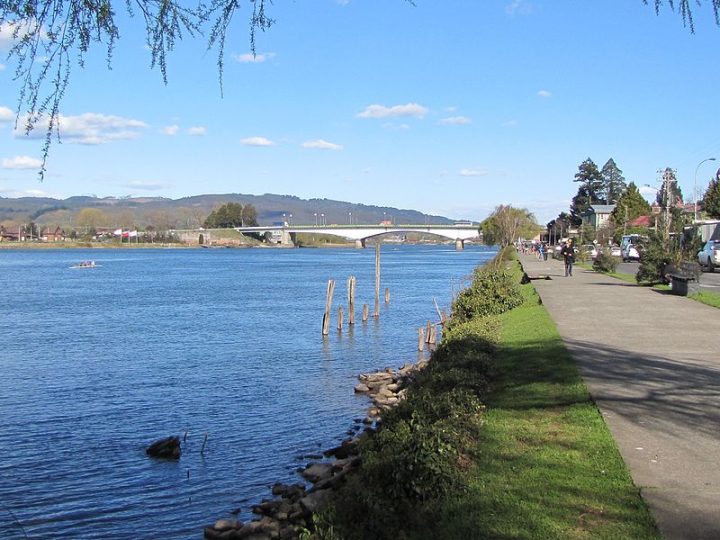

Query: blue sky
<box><xmin>2</xmin><ymin>0</ymin><xmax>720</xmax><ymax>224</ymax></box>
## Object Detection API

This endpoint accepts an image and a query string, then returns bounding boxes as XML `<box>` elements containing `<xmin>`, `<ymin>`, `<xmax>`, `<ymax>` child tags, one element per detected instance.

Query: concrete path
<box><xmin>519</xmin><ymin>253</ymin><xmax>720</xmax><ymax>540</ymax></box>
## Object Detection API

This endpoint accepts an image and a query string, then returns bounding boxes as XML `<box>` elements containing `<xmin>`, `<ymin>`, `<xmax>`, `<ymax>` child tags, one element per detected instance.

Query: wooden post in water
<box><xmin>322</xmin><ymin>279</ymin><xmax>335</xmax><ymax>335</ymax></box>
<box><xmin>385</xmin><ymin>287</ymin><xmax>390</xmax><ymax>304</ymax></box>
<box><xmin>362</xmin><ymin>304</ymin><xmax>369</xmax><ymax>322</ymax></box>
<box><xmin>347</xmin><ymin>276</ymin><xmax>356</xmax><ymax>325</ymax></box>
<box><xmin>428</xmin><ymin>323</ymin><xmax>437</xmax><ymax>345</ymax></box>
<box><xmin>337</xmin><ymin>306</ymin><xmax>344</xmax><ymax>331</ymax></box>
<box><xmin>418</xmin><ymin>327</ymin><xmax>425</xmax><ymax>351</ymax></box>
<box><xmin>425</xmin><ymin>321</ymin><xmax>433</xmax><ymax>343</ymax></box>
<box><xmin>374</xmin><ymin>242</ymin><xmax>381</xmax><ymax>317</ymax></box>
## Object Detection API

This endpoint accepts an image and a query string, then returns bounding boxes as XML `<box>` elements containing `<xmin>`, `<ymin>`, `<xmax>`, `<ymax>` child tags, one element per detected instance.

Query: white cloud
<box><xmin>0</xmin><ymin>106</ymin><xmax>13</xmax><ymax>124</ymax></box>
<box><xmin>0</xmin><ymin>20</ymin><xmax>46</xmax><ymax>50</ymax></box>
<box><xmin>357</xmin><ymin>103</ymin><xmax>428</xmax><ymax>119</ymax></box>
<box><xmin>233</xmin><ymin>52</ymin><xmax>276</xmax><ymax>63</ymax></box>
<box><xmin>506</xmin><ymin>1</ymin><xmax>534</xmax><ymax>16</ymax></box>
<box><xmin>162</xmin><ymin>125</ymin><xmax>180</xmax><ymax>136</ymax></box>
<box><xmin>537</xmin><ymin>90</ymin><xmax>552</xmax><ymax>98</ymax></box>
<box><xmin>241</xmin><ymin>136</ymin><xmax>274</xmax><ymax>147</ymax></box>
<box><xmin>381</xmin><ymin>122</ymin><xmax>410</xmax><ymax>131</ymax></box>
<box><xmin>187</xmin><ymin>126</ymin><xmax>207</xmax><ymax>136</ymax></box>
<box><xmin>0</xmin><ymin>63</ymin><xmax>5</xmax><ymax>71</ymax></box>
<box><xmin>302</xmin><ymin>139</ymin><xmax>343</xmax><ymax>150</ymax></box>
<box><xmin>459</xmin><ymin>168</ymin><xmax>490</xmax><ymax>177</ymax></box>
<box><xmin>0</xmin><ymin>186</ymin><xmax>61</xmax><ymax>198</ymax></box>
<box><xmin>2</xmin><ymin>155</ymin><xmax>43</xmax><ymax>169</ymax></box>
<box><xmin>502</xmin><ymin>119</ymin><xmax>518</xmax><ymax>127</ymax></box>
<box><xmin>336</xmin><ymin>0</ymin><xmax>351</xmax><ymax>5</ymax></box>
<box><xmin>15</xmin><ymin>112</ymin><xmax>147</xmax><ymax>144</ymax></box>
<box><xmin>439</xmin><ymin>116</ymin><xmax>472</xmax><ymax>126</ymax></box>
<box><xmin>124</xmin><ymin>180</ymin><xmax>169</xmax><ymax>191</ymax></box>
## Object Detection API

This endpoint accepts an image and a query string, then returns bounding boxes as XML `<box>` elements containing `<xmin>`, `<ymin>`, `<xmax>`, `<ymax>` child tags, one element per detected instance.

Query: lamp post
<box><xmin>321</xmin><ymin>213</ymin><xmax>325</xmax><ymax>225</ymax></box>
<box><xmin>348</xmin><ymin>212</ymin><xmax>352</xmax><ymax>225</ymax></box>
<box><xmin>314</xmin><ymin>212</ymin><xmax>318</xmax><ymax>226</ymax></box>
<box><xmin>694</xmin><ymin>157</ymin><xmax>716</xmax><ymax>221</ymax></box>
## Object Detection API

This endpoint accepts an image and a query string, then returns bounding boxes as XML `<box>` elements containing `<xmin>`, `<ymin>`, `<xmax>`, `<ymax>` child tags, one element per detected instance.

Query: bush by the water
<box><xmin>592</xmin><ymin>249</ymin><xmax>619</xmax><ymax>273</ymax></box>
<box><xmin>318</xmin><ymin>253</ymin><xmax>525</xmax><ymax>540</ymax></box>
<box><xmin>449</xmin><ymin>265</ymin><xmax>523</xmax><ymax>324</ymax></box>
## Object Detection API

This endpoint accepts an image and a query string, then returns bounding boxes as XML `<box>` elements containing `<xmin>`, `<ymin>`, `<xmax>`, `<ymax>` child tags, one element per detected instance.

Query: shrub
<box><xmin>636</xmin><ymin>232</ymin><xmax>673</xmax><ymax>284</ymax></box>
<box><xmin>450</xmin><ymin>266</ymin><xmax>523</xmax><ymax>323</ymax></box>
<box><xmin>592</xmin><ymin>249</ymin><xmax>619</xmax><ymax>273</ymax></box>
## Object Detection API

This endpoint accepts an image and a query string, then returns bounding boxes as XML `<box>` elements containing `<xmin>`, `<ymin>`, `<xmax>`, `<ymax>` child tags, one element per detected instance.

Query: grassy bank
<box><xmin>316</xmin><ymin>250</ymin><xmax>658</xmax><ymax>539</ymax></box>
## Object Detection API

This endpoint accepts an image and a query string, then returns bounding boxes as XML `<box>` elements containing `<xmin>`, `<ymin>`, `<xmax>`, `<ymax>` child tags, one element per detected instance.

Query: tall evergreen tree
<box><xmin>601</xmin><ymin>158</ymin><xmax>628</xmax><ymax>204</ymax></box>
<box><xmin>570</xmin><ymin>158</ymin><xmax>604</xmax><ymax>225</ymax></box>
<box><xmin>702</xmin><ymin>177</ymin><xmax>720</xmax><ymax>219</ymax></box>
<box><xmin>655</xmin><ymin>167</ymin><xmax>683</xmax><ymax>208</ymax></box>
<box><xmin>610</xmin><ymin>182</ymin><xmax>651</xmax><ymax>227</ymax></box>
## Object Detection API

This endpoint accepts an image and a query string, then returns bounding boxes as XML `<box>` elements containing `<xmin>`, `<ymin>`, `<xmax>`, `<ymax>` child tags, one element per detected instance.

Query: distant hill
<box><xmin>0</xmin><ymin>193</ymin><xmax>464</xmax><ymax>229</ymax></box>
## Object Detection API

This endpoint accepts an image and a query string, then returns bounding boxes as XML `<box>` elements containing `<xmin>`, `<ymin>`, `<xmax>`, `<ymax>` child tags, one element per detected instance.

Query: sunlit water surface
<box><xmin>0</xmin><ymin>245</ymin><xmax>494</xmax><ymax>539</ymax></box>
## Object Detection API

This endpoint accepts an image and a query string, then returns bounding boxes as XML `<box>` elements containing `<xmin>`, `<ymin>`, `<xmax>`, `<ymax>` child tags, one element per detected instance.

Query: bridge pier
<box><xmin>455</xmin><ymin>239</ymin><xmax>464</xmax><ymax>251</ymax></box>
<box><xmin>355</xmin><ymin>239</ymin><xmax>366</xmax><ymax>249</ymax></box>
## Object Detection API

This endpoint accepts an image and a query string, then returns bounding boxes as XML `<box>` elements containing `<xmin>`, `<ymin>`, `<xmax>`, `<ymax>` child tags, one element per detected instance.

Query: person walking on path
<box><xmin>560</xmin><ymin>239</ymin><xmax>575</xmax><ymax>276</ymax></box>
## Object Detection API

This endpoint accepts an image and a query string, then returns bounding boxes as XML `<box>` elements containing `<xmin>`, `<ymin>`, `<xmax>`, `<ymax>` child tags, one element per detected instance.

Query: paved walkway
<box><xmin>519</xmin><ymin>253</ymin><xmax>720</xmax><ymax>540</ymax></box>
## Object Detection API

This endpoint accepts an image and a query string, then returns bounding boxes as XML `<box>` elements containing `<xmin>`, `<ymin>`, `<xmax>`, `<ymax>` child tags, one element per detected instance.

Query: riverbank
<box><xmin>286</xmin><ymin>248</ymin><xmax>660</xmax><ymax>539</ymax></box>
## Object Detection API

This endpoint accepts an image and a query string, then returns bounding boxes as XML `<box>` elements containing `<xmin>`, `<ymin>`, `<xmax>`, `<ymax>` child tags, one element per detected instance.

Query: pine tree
<box><xmin>702</xmin><ymin>177</ymin><xmax>720</xmax><ymax>219</ymax></box>
<box><xmin>601</xmin><ymin>158</ymin><xmax>628</xmax><ymax>204</ymax></box>
<box><xmin>570</xmin><ymin>159</ymin><xmax>604</xmax><ymax>225</ymax></box>
<box><xmin>655</xmin><ymin>168</ymin><xmax>683</xmax><ymax>207</ymax></box>
<box><xmin>610</xmin><ymin>182</ymin><xmax>651</xmax><ymax>228</ymax></box>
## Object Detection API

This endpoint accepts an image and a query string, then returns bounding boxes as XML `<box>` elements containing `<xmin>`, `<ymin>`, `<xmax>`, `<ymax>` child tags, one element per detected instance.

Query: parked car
<box><xmin>581</xmin><ymin>244</ymin><xmax>598</xmax><ymax>259</ymax></box>
<box><xmin>622</xmin><ymin>243</ymin><xmax>641</xmax><ymax>262</ymax></box>
<box><xmin>610</xmin><ymin>245</ymin><xmax>622</xmax><ymax>257</ymax></box>
<box><xmin>697</xmin><ymin>240</ymin><xmax>720</xmax><ymax>272</ymax></box>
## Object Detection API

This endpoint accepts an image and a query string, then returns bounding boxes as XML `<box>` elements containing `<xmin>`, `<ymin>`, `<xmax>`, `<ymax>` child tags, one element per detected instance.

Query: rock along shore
<box><xmin>203</xmin><ymin>358</ymin><xmax>430</xmax><ymax>540</ymax></box>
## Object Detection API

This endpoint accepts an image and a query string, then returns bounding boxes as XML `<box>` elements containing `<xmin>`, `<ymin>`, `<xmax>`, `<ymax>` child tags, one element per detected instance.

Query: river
<box><xmin>0</xmin><ymin>244</ymin><xmax>495</xmax><ymax>539</ymax></box>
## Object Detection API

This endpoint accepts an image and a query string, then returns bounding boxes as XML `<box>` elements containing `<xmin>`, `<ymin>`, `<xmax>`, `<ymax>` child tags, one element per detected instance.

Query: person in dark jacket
<box><xmin>560</xmin><ymin>239</ymin><xmax>575</xmax><ymax>277</ymax></box>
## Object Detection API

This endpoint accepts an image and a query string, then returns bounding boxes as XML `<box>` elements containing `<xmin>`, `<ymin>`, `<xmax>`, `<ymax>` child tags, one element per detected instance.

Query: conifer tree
<box><xmin>601</xmin><ymin>158</ymin><xmax>628</xmax><ymax>204</ymax></box>
<box><xmin>610</xmin><ymin>182</ymin><xmax>651</xmax><ymax>228</ymax></box>
<box><xmin>702</xmin><ymin>176</ymin><xmax>720</xmax><ymax>219</ymax></box>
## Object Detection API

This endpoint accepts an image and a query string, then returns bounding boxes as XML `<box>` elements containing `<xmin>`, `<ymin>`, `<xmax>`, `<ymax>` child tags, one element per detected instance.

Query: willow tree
<box><xmin>2</xmin><ymin>0</ymin><xmax>720</xmax><ymax>176</ymax></box>
<box><xmin>481</xmin><ymin>205</ymin><xmax>539</xmax><ymax>247</ymax></box>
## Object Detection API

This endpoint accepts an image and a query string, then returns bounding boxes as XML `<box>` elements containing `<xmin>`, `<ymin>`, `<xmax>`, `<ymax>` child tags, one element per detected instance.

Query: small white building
<box><xmin>582</xmin><ymin>205</ymin><xmax>616</xmax><ymax>229</ymax></box>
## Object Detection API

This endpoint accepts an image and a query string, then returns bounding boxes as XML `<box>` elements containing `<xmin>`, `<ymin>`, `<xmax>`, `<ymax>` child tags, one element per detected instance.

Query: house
<box><xmin>41</xmin><ymin>226</ymin><xmax>65</xmax><ymax>242</ymax></box>
<box><xmin>582</xmin><ymin>205</ymin><xmax>616</xmax><ymax>229</ymax></box>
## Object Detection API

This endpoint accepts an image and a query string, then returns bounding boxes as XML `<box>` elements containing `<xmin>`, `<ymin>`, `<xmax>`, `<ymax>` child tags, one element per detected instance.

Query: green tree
<box><xmin>601</xmin><ymin>158</ymin><xmax>628</xmax><ymax>204</ymax></box>
<box><xmin>570</xmin><ymin>158</ymin><xmax>604</xmax><ymax>225</ymax></box>
<box><xmin>655</xmin><ymin>167</ymin><xmax>683</xmax><ymax>207</ymax></box>
<box><xmin>480</xmin><ymin>205</ymin><xmax>539</xmax><ymax>247</ymax></box>
<box><xmin>610</xmin><ymin>182</ymin><xmax>651</xmax><ymax>232</ymax></box>
<box><xmin>701</xmin><ymin>177</ymin><xmax>720</xmax><ymax>218</ymax></box>
<box><xmin>204</xmin><ymin>202</ymin><xmax>258</xmax><ymax>228</ymax></box>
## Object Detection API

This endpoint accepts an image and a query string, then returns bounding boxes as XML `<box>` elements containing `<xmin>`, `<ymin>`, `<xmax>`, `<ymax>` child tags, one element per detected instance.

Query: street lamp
<box><xmin>694</xmin><ymin>157</ymin><xmax>716</xmax><ymax>221</ymax></box>
<box><xmin>289</xmin><ymin>213</ymin><xmax>293</xmax><ymax>225</ymax></box>
<box><xmin>321</xmin><ymin>213</ymin><xmax>325</xmax><ymax>225</ymax></box>
<box><xmin>314</xmin><ymin>212</ymin><xmax>318</xmax><ymax>226</ymax></box>
<box><xmin>348</xmin><ymin>212</ymin><xmax>352</xmax><ymax>224</ymax></box>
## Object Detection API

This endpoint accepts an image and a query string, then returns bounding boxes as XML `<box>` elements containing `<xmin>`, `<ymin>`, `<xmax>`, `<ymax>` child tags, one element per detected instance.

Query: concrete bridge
<box><xmin>233</xmin><ymin>223</ymin><xmax>480</xmax><ymax>250</ymax></box>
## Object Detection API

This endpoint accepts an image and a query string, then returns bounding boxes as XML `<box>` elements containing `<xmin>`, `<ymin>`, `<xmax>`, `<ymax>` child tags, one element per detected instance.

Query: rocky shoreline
<box><xmin>203</xmin><ymin>358</ymin><xmax>430</xmax><ymax>540</ymax></box>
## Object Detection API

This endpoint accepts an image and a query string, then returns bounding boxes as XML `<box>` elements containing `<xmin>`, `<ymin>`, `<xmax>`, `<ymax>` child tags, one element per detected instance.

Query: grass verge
<box><xmin>317</xmin><ymin>255</ymin><xmax>659</xmax><ymax>539</ymax></box>
<box><xmin>436</xmin><ymin>267</ymin><xmax>659</xmax><ymax>539</ymax></box>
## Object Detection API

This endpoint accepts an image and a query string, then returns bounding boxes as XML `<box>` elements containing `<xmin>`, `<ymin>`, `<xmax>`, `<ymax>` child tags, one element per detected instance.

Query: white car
<box><xmin>698</xmin><ymin>240</ymin><xmax>720</xmax><ymax>272</ymax></box>
<box><xmin>622</xmin><ymin>244</ymin><xmax>641</xmax><ymax>262</ymax></box>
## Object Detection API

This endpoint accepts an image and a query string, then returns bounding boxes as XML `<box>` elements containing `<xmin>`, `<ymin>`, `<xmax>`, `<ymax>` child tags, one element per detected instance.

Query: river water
<box><xmin>0</xmin><ymin>245</ymin><xmax>494</xmax><ymax>539</ymax></box>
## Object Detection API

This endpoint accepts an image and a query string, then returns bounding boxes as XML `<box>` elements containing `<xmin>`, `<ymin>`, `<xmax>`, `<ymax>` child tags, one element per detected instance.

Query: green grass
<box><xmin>432</xmin><ymin>275</ymin><xmax>660</xmax><ymax>539</ymax></box>
<box><xmin>689</xmin><ymin>290</ymin><xmax>720</xmax><ymax>308</ymax></box>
